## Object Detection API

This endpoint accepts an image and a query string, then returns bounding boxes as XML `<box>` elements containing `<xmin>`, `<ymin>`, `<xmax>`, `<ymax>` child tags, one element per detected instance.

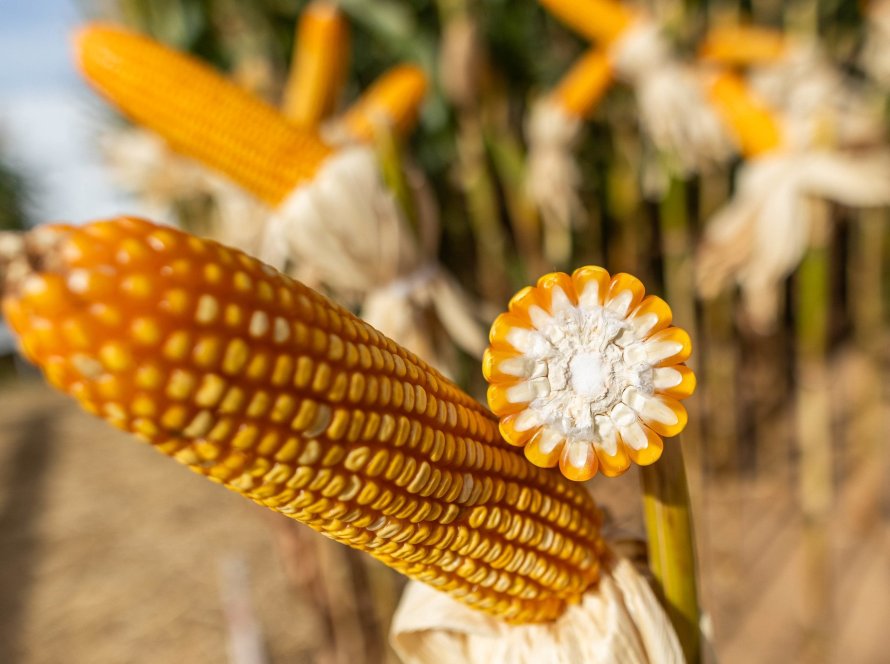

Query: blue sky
<box><xmin>0</xmin><ymin>0</ymin><xmax>151</xmax><ymax>349</ymax></box>
<box><xmin>0</xmin><ymin>0</ymin><xmax>145</xmax><ymax>224</ymax></box>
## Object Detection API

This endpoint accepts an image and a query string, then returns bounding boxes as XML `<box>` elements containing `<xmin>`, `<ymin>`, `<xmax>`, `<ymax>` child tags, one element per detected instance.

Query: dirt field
<box><xmin>0</xmin><ymin>374</ymin><xmax>887</xmax><ymax>663</ymax></box>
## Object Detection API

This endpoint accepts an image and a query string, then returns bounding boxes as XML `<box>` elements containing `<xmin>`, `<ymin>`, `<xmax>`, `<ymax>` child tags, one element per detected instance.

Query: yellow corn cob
<box><xmin>75</xmin><ymin>24</ymin><xmax>335</xmax><ymax>206</ymax></box>
<box><xmin>551</xmin><ymin>49</ymin><xmax>613</xmax><ymax>119</ymax></box>
<box><xmin>283</xmin><ymin>1</ymin><xmax>351</xmax><ymax>127</ymax></box>
<box><xmin>0</xmin><ymin>218</ymin><xmax>605</xmax><ymax>624</ymax></box>
<box><xmin>538</xmin><ymin>0</ymin><xmax>636</xmax><ymax>45</ymax></box>
<box><xmin>341</xmin><ymin>65</ymin><xmax>428</xmax><ymax>143</ymax></box>
<box><xmin>698</xmin><ymin>25</ymin><xmax>787</xmax><ymax>67</ymax></box>
<box><xmin>706</xmin><ymin>70</ymin><xmax>782</xmax><ymax>157</ymax></box>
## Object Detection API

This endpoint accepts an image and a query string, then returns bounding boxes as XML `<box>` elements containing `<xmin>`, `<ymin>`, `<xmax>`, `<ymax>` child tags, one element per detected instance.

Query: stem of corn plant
<box><xmin>605</xmin><ymin>127</ymin><xmax>645</xmax><ymax>274</ymax></box>
<box><xmin>373</xmin><ymin>124</ymin><xmax>421</xmax><ymax>234</ymax></box>
<box><xmin>483</xmin><ymin>123</ymin><xmax>547</xmax><ymax>280</ymax></box>
<box><xmin>795</xmin><ymin>204</ymin><xmax>833</xmax><ymax>664</ymax></box>
<box><xmin>849</xmin><ymin>210</ymin><xmax>885</xmax><ymax>467</ymax></box>
<box><xmin>456</xmin><ymin>112</ymin><xmax>511</xmax><ymax>303</ymax></box>
<box><xmin>658</xmin><ymin>175</ymin><xmax>702</xmax><ymax>487</ymax></box>
<box><xmin>640</xmin><ymin>440</ymin><xmax>701</xmax><ymax>664</ymax></box>
<box><xmin>646</xmin><ymin>172</ymin><xmax>703</xmax><ymax>664</ymax></box>
<box><xmin>697</xmin><ymin>171</ymin><xmax>739</xmax><ymax>474</ymax></box>
<box><xmin>436</xmin><ymin>0</ymin><xmax>511</xmax><ymax>302</ymax></box>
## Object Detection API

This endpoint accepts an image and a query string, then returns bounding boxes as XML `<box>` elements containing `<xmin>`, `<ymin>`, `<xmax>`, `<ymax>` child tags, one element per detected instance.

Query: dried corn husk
<box><xmin>524</xmin><ymin>99</ymin><xmax>585</xmax><ymax>262</ymax></box>
<box><xmin>697</xmin><ymin>53</ymin><xmax>890</xmax><ymax>331</ymax></box>
<box><xmin>696</xmin><ymin>149</ymin><xmax>890</xmax><ymax>331</ymax></box>
<box><xmin>610</xmin><ymin>21</ymin><xmax>734</xmax><ymax>179</ymax></box>
<box><xmin>101</xmin><ymin>128</ymin><xmax>270</xmax><ymax>255</ymax></box>
<box><xmin>861</xmin><ymin>0</ymin><xmax>890</xmax><ymax>88</ymax></box>
<box><xmin>391</xmin><ymin>555</ymin><xmax>683</xmax><ymax>664</ymax></box>
<box><xmin>259</xmin><ymin>146</ymin><xmax>487</xmax><ymax>370</ymax></box>
<box><xmin>748</xmin><ymin>42</ymin><xmax>886</xmax><ymax>151</ymax></box>
<box><xmin>525</xmin><ymin>49</ymin><xmax>612</xmax><ymax>263</ymax></box>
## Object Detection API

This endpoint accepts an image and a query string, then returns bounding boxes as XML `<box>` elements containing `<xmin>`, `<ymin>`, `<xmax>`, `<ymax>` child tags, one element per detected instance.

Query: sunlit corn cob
<box><xmin>483</xmin><ymin>268</ymin><xmax>695</xmax><ymax>482</ymax></box>
<box><xmin>550</xmin><ymin>49</ymin><xmax>612</xmax><ymax>119</ymax></box>
<box><xmin>282</xmin><ymin>1</ymin><xmax>351</xmax><ymax>128</ymax></box>
<box><xmin>340</xmin><ymin>65</ymin><xmax>428</xmax><ymax>143</ymax></box>
<box><xmin>537</xmin><ymin>0</ymin><xmax>636</xmax><ymax>45</ymax></box>
<box><xmin>706</xmin><ymin>71</ymin><xmax>782</xmax><ymax>157</ymax></box>
<box><xmin>698</xmin><ymin>25</ymin><xmax>787</xmax><ymax>67</ymax></box>
<box><xmin>0</xmin><ymin>218</ymin><xmax>605</xmax><ymax>624</ymax></box>
<box><xmin>75</xmin><ymin>24</ymin><xmax>335</xmax><ymax>206</ymax></box>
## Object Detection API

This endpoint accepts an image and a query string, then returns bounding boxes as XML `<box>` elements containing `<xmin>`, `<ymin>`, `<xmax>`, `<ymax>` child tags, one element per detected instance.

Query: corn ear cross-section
<box><xmin>0</xmin><ymin>218</ymin><xmax>606</xmax><ymax>624</ymax></box>
<box><xmin>74</xmin><ymin>24</ymin><xmax>335</xmax><ymax>206</ymax></box>
<box><xmin>484</xmin><ymin>268</ymin><xmax>695</xmax><ymax>482</ymax></box>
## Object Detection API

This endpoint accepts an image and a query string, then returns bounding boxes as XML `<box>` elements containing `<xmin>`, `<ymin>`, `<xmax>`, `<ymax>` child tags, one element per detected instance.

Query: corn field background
<box><xmin>0</xmin><ymin>0</ymin><xmax>888</xmax><ymax>662</ymax></box>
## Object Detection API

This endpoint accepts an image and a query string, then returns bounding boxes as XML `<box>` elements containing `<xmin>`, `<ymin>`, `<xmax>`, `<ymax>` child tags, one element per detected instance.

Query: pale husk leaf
<box><xmin>390</xmin><ymin>556</ymin><xmax>683</xmax><ymax>664</ymax></box>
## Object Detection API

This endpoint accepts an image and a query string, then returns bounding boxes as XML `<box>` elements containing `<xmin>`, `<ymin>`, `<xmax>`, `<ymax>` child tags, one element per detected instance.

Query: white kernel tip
<box><xmin>249</xmin><ymin>311</ymin><xmax>270</xmax><ymax>337</ymax></box>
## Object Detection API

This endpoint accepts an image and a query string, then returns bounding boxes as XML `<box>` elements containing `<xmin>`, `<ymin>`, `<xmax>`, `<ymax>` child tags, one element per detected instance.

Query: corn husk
<box><xmin>259</xmin><ymin>146</ymin><xmax>487</xmax><ymax>369</ymax></box>
<box><xmin>390</xmin><ymin>555</ymin><xmax>683</xmax><ymax>664</ymax></box>
<box><xmin>101</xmin><ymin>128</ymin><xmax>270</xmax><ymax>254</ymax></box>
<box><xmin>524</xmin><ymin>49</ymin><xmax>612</xmax><ymax>264</ymax></box>
<box><xmin>862</xmin><ymin>0</ymin><xmax>890</xmax><ymax>88</ymax></box>
<box><xmin>524</xmin><ymin>98</ymin><xmax>585</xmax><ymax>260</ymax></box>
<box><xmin>748</xmin><ymin>42</ymin><xmax>886</xmax><ymax>151</ymax></box>
<box><xmin>610</xmin><ymin>21</ymin><xmax>734</xmax><ymax>178</ymax></box>
<box><xmin>696</xmin><ymin>149</ymin><xmax>890</xmax><ymax>331</ymax></box>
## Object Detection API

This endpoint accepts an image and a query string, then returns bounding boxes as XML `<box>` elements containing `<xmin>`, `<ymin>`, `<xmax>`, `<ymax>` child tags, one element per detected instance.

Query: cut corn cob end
<box><xmin>698</xmin><ymin>24</ymin><xmax>787</xmax><ymax>67</ymax></box>
<box><xmin>484</xmin><ymin>267</ymin><xmax>695</xmax><ymax>482</ymax></box>
<box><xmin>341</xmin><ymin>64</ymin><xmax>428</xmax><ymax>143</ymax></box>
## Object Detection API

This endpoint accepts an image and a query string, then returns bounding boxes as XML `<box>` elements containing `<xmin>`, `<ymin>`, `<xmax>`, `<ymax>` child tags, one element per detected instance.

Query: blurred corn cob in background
<box><xmin>76</xmin><ymin>25</ymin><xmax>335</xmax><ymax>207</ymax></box>
<box><xmin>696</xmin><ymin>66</ymin><xmax>890</xmax><ymax>330</ymax></box>
<box><xmin>75</xmin><ymin>23</ymin><xmax>487</xmax><ymax>375</ymax></box>
<box><xmin>282</xmin><ymin>1</ymin><xmax>351</xmax><ymax>129</ymax></box>
<box><xmin>538</xmin><ymin>0</ymin><xmax>734</xmax><ymax>187</ymax></box>
<box><xmin>338</xmin><ymin>65</ymin><xmax>428</xmax><ymax>144</ymax></box>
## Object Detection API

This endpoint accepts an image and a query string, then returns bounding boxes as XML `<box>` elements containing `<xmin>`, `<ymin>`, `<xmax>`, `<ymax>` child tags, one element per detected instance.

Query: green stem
<box><xmin>484</xmin><ymin>126</ymin><xmax>546</xmax><ymax>280</ymax></box>
<box><xmin>373</xmin><ymin>125</ymin><xmax>420</xmax><ymax>234</ymax></box>
<box><xmin>657</xmin><ymin>174</ymin><xmax>704</xmax><ymax>509</ymax></box>
<box><xmin>456</xmin><ymin>113</ymin><xmax>510</xmax><ymax>303</ymax></box>
<box><xmin>640</xmin><ymin>442</ymin><xmax>701</xmax><ymax>664</ymax></box>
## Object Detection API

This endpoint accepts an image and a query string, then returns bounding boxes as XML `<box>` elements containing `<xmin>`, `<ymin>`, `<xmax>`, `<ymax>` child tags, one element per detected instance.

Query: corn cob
<box><xmin>698</xmin><ymin>25</ymin><xmax>787</xmax><ymax>67</ymax></box>
<box><xmin>483</xmin><ymin>269</ymin><xmax>695</xmax><ymax>482</ymax></box>
<box><xmin>341</xmin><ymin>65</ymin><xmax>428</xmax><ymax>143</ymax></box>
<box><xmin>75</xmin><ymin>24</ymin><xmax>335</xmax><ymax>206</ymax></box>
<box><xmin>537</xmin><ymin>0</ymin><xmax>636</xmax><ymax>45</ymax></box>
<box><xmin>550</xmin><ymin>49</ymin><xmax>613</xmax><ymax>119</ymax></box>
<box><xmin>706</xmin><ymin>71</ymin><xmax>782</xmax><ymax>157</ymax></box>
<box><xmin>0</xmin><ymin>218</ymin><xmax>605</xmax><ymax>624</ymax></box>
<box><xmin>283</xmin><ymin>1</ymin><xmax>351</xmax><ymax>128</ymax></box>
